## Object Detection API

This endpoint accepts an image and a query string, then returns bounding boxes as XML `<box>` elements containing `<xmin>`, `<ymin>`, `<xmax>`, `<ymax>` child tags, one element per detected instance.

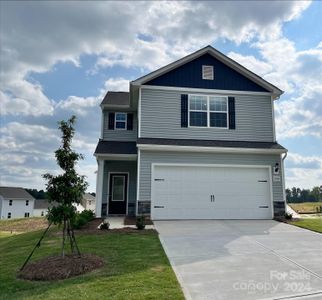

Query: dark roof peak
<box><xmin>101</xmin><ymin>91</ymin><xmax>129</xmax><ymax>106</ymax></box>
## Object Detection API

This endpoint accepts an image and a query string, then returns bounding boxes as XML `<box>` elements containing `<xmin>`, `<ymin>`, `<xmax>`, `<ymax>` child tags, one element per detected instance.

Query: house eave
<box><xmin>139</xmin><ymin>85</ymin><xmax>273</xmax><ymax>97</ymax></box>
<box><xmin>137</xmin><ymin>144</ymin><xmax>287</xmax><ymax>155</ymax></box>
<box><xmin>94</xmin><ymin>154</ymin><xmax>137</xmax><ymax>161</ymax></box>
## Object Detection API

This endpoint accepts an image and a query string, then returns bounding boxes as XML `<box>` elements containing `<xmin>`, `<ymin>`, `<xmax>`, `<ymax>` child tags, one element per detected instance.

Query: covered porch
<box><xmin>94</xmin><ymin>141</ymin><xmax>137</xmax><ymax>217</ymax></box>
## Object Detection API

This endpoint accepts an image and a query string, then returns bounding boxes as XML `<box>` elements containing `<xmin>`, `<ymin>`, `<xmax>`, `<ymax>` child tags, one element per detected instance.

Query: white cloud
<box><xmin>229</xmin><ymin>37</ymin><xmax>322</xmax><ymax>140</ymax></box>
<box><xmin>285</xmin><ymin>168</ymin><xmax>322</xmax><ymax>189</ymax></box>
<box><xmin>276</xmin><ymin>84</ymin><xmax>322</xmax><ymax>139</ymax></box>
<box><xmin>287</xmin><ymin>153</ymin><xmax>322</xmax><ymax>169</ymax></box>
<box><xmin>227</xmin><ymin>52</ymin><xmax>273</xmax><ymax>76</ymax></box>
<box><xmin>0</xmin><ymin>1</ymin><xmax>312</xmax><ymax>117</ymax></box>
<box><xmin>103</xmin><ymin>78</ymin><xmax>130</xmax><ymax>92</ymax></box>
<box><xmin>284</xmin><ymin>153</ymin><xmax>322</xmax><ymax>188</ymax></box>
<box><xmin>56</xmin><ymin>96</ymin><xmax>100</xmax><ymax>116</ymax></box>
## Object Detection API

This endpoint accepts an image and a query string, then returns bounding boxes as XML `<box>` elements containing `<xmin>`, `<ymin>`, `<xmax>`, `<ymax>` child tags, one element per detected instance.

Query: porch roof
<box><xmin>94</xmin><ymin>140</ymin><xmax>137</xmax><ymax>155</ymax></box>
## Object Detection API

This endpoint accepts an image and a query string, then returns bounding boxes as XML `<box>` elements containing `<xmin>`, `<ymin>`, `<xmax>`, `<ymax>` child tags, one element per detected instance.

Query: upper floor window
<box><xmin>115</xmin><ymin>112</ymin><xmax>127</xmax><ymax>130</ymax></box>
<box><xmin>26</xmin><ymin>200</ymin><xmax>29</xmax><ymax>206</ymax></box>
<box><xmin>9</xmin><ymin>199</ymin><xmax>13</xmax><ymax>206</ymax></box>
<box><xmin>202</xmin><ymin>65</ymin><xmax>214</xmax><ymax>80</ymax></box>
<box><xmin>189</xmin><ymin>94</ymin><xmax>228</xmax><ymax>128</ymax></box>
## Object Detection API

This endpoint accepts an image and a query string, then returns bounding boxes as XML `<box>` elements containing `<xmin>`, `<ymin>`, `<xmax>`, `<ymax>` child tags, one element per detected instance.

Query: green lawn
<box><xmin>288</xmin><ymin>218</ymin><xmax>322</xmax><ymax>234</ymax></box>
<box><xmin>0</xmin><ymin>225</ymin><xmax>184</xmax><ymax>300</ymax></box>
<box><xmin>289</xmin><ymin>202</ymin><xmax>322</xmax><ymax>214</ymax></box>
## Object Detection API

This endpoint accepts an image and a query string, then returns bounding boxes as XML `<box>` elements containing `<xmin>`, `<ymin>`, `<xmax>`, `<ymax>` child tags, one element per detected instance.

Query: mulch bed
<box><xmin>17</xmin><ymin>254</ymin><xmax>104</xmax><ymax>281</ymax></box>
<box><xmin>70</xmin><ymin>218</ymin><xmax>155</xmax><ymax>235</ymax></box>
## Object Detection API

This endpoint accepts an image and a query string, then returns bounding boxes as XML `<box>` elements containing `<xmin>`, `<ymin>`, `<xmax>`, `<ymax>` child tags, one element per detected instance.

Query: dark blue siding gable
<box><xmin>145</xmin><ymin>53</ymin><xmax>269</xmax><ymax>92</ymax></box>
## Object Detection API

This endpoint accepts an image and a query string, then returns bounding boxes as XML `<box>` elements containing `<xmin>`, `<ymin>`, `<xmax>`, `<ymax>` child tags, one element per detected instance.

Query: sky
<box><xmin>0</xmin><ymin>1</ymin><xmax>321</xmax><ymax>192</ymax></box>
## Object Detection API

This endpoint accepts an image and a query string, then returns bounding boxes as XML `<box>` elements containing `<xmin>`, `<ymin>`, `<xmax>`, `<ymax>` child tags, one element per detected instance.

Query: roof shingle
<box><xmin>0</xmin><ymin>187</ymin><xmax>35</xmax><ymax>200</ymax></box>
<box><xmin>94</xmin><ymin>140</ymin><xmax>137</xmax><ymax>155</ymax></box>
<box><xmin>101</xmin><ymin>91</ymin><xmax>129</xmax><ymax>106</ymax></box>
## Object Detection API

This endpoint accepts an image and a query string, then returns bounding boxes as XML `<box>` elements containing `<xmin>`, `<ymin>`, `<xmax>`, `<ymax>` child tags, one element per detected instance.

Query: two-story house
<box><xmin>94</xmin><ymin>46</ymin><xmax>287</xmax><ymax>220</ymax></box>
<box><xmin>0</xmin><ymin>186</ymin><xmax>35</xmax><ymax>219</ymax></box>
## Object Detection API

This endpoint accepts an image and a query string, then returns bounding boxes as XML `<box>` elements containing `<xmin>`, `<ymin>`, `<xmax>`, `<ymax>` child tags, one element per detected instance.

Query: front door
<box><xmin>108</xmin><ymin>173</ymin><xmax>128</xmax><ymax>214</ymax></box>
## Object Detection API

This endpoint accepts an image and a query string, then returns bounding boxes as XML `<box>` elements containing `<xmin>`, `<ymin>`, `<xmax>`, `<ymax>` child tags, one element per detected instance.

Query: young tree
<box><xmin>43</xmin><ymin>116</ymin><xmax>88</xmax><ymax>258</ymax></box>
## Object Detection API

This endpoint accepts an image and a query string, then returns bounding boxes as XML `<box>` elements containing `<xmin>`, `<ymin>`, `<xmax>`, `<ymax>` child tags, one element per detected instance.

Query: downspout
<box><xmin>281</xmin><ymin>152</ymin><xmax>288</xmax><ymax>208</ymax></box>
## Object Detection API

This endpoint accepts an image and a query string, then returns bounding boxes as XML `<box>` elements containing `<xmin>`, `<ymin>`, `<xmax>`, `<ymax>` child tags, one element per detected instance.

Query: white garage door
<box><xmin>151</xmin><ymin>165</ymin><xmax>272</xmax><ymax>220</ymax></box>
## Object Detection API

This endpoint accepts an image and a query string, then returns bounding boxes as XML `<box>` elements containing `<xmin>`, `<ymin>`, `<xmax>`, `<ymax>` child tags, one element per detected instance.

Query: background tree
<box><xmin>285</xmin><ymin>188</ymin><xmax>291</xmax><ymax>202</ymax></box>
<box><xmin>287</xmin><ymin>186</ymin><xmax>322</xmax><ymax>203</ymax></box>
<box><xmin>43</xmin><ymin>116</ymin><xmax>88</xmax><ymax>258</ymax></box>
<box><xmin>310</xmin><ymin>186</ymin><xmax>321</xmax><ymax>202</ymax></box>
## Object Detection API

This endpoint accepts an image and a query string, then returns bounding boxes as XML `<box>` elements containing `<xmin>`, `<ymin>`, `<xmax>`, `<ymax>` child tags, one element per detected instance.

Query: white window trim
<box><xmin>114</xmin><ymin>112</ymin><xmax>127</xmax><ymax>130</ymax></box>
<box><xmin>188</xmin><ymin>94</ymin><xmax>229</xmax><ymax>129</ymax></box>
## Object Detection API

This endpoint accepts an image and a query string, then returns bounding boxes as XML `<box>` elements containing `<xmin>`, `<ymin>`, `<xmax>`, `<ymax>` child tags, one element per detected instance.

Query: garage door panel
<box><xmin>152</xmin><ymin>165</ymin><xmax>272</xmax><ymax>220</ymax></box>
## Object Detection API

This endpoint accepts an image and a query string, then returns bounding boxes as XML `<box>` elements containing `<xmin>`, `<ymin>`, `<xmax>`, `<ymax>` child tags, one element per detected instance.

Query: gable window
<box><xmin>115</xmin><ymin>112</ymin><xmax>127</xmax><ymax>129</ymax></box>
<box><xmin>7</xmin><ymin>212</ymin><xmax>11</xmax><ymax>219</ymax></box>
<box><xmin>189</xmin><ymin>94</ymin><xmax>228</xmax><ymax>128</ymax></box>
<box><xmin>9</xmin><ymin>200</ymin><xmax>12</xmax><ymax>206</ymax></box>
<box><xmin>26</xmin><ymin>200</ymin><xmax>29</xmax><ymax>206</ymax></box>
<box><xmin>24</xmin><ymin>212</ymin><xmax>30</xmax><ymax>218</ymax></box>
<box><xmin>202</xmin><ymin>65</ymin><xmax>214</xmax><ymax>80</ymax></box>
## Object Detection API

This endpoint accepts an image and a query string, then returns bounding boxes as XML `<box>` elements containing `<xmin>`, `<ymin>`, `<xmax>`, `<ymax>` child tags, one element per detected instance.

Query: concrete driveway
<box><xmin>154</xmin><ymin>220</ymin><xmax>322</xmax><ymax>300</ymax></box>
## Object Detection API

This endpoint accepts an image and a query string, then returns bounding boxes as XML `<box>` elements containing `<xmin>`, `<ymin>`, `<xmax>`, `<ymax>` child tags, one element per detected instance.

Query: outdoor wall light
<box><xmin>274</xmin><ymin>163</ymin><xmax>280</xmax><ymax>174</ymax></box>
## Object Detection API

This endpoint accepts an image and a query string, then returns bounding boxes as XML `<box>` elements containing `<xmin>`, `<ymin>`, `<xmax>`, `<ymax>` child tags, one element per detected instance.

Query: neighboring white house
<box><xmin>33</xmin><ymin>199</ymin><xmax>53</xmax><ymax>217</ymax></box>
<box><xmin>0</xmin><ymin>187</ymin><xmax>35</xmax><ymax>219</ymax></box>
<box><xmin>34</xmin><ymin>194</ymin><xmax>95</xmax><ymax>216</ymax></box>
<box><xmin>81</xmin><ymin>193</ymin><xmax>96</xmax><ymax>212</ymax></box>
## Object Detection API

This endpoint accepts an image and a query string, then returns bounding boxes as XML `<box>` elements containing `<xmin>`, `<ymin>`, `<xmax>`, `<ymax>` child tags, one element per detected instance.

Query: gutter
<box><xmin>137</xmin><ymin>144</ymin><xmax>288</xmax><ymax>155</ymax></box>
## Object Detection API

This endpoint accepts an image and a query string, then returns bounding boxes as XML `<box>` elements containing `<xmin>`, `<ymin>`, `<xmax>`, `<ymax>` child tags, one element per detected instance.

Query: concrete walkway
<box><xmin>286</xmin><ymin>205</ymin><xmax>301</xmax><ymax>219</ymax></box>
<box><xmin>155</xmin><ymin>220</ymin><xmax>322</xmax><ymax>300</ymax></box>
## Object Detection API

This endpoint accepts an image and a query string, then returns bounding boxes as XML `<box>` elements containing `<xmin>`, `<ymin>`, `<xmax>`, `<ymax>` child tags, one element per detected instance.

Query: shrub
<box><xmin>98</xmin><ymin>219</ymin><xmax>110</xmax><ymax>230</ymax></box>
<box><xmin>136</xmin><ymin>216</ymin><xmax>146</xmax><ymax>230</ymax></box>
<box><xmin>284</xmin><ymin>212</ymin><xmax>293</xmax><ymax>220</ymax></box>
<box><xmin>72</xmin><ymin>210</ymin><xmax>95</xmax><ymax>229</ymax></box>
<box><xmin>73</xmin><ymin>214</ymin><xmax>88</xmax><ymax>229</ymax></box>
<box><xmin>81</xmin><ymin>210</ymin><xmax>95</xmax><ymax>222</ymax></box>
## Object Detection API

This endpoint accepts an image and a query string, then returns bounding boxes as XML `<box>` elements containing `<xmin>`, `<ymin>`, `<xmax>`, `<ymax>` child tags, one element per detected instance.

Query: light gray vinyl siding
<box><xmin>139</xmin><ymin>150</ymin><xmax>284</xmax><ymax>204</ymax></box>
<box><xmin>102</xmin><ymin>111</ymin><xmax>137</xmax><ymax>141</ymax></box>
<box><xmin>140</xmin><ymin>88</ymin><xmax>274</xmax><ymax>142</ymax></box>
<box><xmin>102</xmin><ymin>160</ymin><xmax>137</xmax><ymax>215</ymax></box>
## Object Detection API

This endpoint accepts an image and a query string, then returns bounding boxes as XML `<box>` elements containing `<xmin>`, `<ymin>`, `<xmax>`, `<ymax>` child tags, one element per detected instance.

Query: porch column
<box><xmin>95</xmin><ymin>159</ymin><xmax>104</xmax><ymax>218</ymax></box>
